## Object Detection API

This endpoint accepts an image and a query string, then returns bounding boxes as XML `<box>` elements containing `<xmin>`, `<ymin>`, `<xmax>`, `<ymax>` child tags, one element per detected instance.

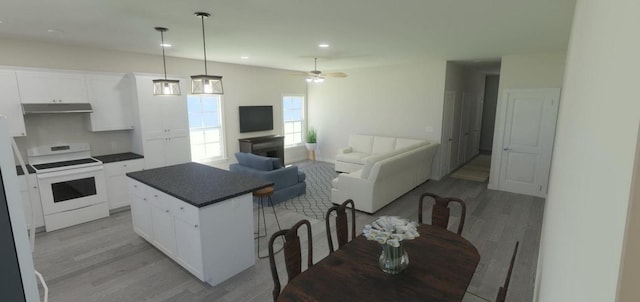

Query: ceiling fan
<box><xmin>306</xmin><ymin>58</ymin><xmax>348</xmax><ymax>83</ymax></box>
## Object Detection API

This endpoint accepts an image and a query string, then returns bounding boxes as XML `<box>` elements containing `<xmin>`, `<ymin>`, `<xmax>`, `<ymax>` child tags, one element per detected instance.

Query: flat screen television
<box><xmin>239</xmin><ymin>106</ymin><xmax>274</xmax><ymax>133</ymax></box>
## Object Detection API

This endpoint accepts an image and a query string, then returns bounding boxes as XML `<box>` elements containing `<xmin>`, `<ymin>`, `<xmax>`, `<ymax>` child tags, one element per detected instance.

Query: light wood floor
<box><xmin>32</xmin><ymin>175</ymin><xmax>544</xmax><ymax>302</ymax></box>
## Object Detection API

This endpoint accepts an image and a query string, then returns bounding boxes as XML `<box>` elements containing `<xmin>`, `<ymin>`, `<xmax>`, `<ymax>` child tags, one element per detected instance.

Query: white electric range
<box><xmin>27</xmin><ymin>143</ymin><xmax>109</xmax><ymax>231</ymax></box>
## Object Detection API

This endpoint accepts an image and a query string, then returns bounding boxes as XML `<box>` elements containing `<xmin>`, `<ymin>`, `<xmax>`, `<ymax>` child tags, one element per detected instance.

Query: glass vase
<box><xmin>378</xmin><ymin>241</ymin><xmax>409</xmax><ymax>274</ymax></box>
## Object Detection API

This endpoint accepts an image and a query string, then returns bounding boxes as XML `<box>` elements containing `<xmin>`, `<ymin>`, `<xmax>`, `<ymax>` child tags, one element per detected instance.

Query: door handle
<box><xmin>503</xmin><ymin>147</ymin><xmax>511</xmax><ymax>151</ymax></box>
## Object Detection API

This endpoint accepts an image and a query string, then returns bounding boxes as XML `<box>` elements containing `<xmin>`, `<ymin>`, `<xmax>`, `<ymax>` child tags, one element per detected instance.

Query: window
<box><xmin>187</xmin><ymin>95</ymin><xmax>225</xmax><ymax>161</ymax></box>
<box><xmin>283</xmin><ymin>96</ymin><xmax>305</xmax><ymax>146</ymax></box>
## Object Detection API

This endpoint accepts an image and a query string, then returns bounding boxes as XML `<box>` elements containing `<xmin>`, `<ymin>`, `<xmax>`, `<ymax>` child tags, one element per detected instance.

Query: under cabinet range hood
<box><xmin>22</xmin><ymin>103</ymin><xmax>93</xmax><ymax>114</ymax></box>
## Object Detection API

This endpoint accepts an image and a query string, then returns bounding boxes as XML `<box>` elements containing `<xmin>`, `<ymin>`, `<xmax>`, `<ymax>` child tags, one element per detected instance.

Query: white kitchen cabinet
<box><xmin>128</xmin><ymin>178</ymin><xmax>254</xmax><ymax>286</ymax></box>
<box><xmin>16</xmin><ymin>71</ymin><xmax>88</xmax><ymax>103</ymax></box>
<box><xmin>104</xmin><ymin>159</ymin><xmax>144</xmax><ymax>210</ymax></box>
<box><xmin>129</xmin><ymin>180</ymin><xmax>153</xmax><ymax>240</ymax></box>
<box><xmin>0</xmin><ymin>70</ymin><xmax>27</xmax><ymax>136</ymax></box>
<box><xmin>86</xmin><ymin>74</ymin><xmax>134</xmax><ymax>131</ymax></box>
<box><xmin>18</xmin><ymin>174</ymin><xmax>44</xmax><ymax>230</ymax></box>
<box><xmin>149</xmin><ymin>198</ymin><xmax>177</xmax><ymax>256</ymax></box>
<box><xmin>174</xmin><ymin>216</ymin><xmax>204</xmax><ymax>278</ymax></box>
<box><xmin>130</xmin><ymin>74</ymin><xmax>191</xmax><ymax>169</ymax></box>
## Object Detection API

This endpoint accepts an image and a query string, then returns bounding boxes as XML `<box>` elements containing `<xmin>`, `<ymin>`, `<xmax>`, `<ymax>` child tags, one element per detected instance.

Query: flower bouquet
<box><xmin>363</xmin><ymin>216</ymin><xmax>420</xmax><ymax>274</ymax></box>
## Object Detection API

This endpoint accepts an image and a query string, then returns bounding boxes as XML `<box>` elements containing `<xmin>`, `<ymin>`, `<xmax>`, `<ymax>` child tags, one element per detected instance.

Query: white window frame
<box><xmin>282</xmin><ymin>95</ymin><xmax>305</xmax><ymax>147</ymax></box>
<box><xmin>187</xmin><ymin>94</ymin><xmax>227</xmax><ymax>163</ymax></box>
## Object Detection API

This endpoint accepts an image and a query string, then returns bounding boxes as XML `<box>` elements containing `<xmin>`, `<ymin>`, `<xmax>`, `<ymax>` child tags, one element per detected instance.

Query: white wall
<box><xmin>618</xmin><ymin>124</ymin><xmax>640</xmax><ymax>302</ymax></box>
<box><xmin>488</xmin><ymin>52</ymin><xmax>566</xmax><ymax>188</ymax></box>
<box><xmin>307</xmin><ymin>59</ymin><xmax>447</xmax><ymax>175</ymax></box>
<box><xmin>0</xmin><ymin>37</ymin><xmax>306</xmax><ymax>165</ymax></box>
<box><xmin>536</xmin><ymin>1</ymin><xmax>640</xmax><ymax>301</ymax></box>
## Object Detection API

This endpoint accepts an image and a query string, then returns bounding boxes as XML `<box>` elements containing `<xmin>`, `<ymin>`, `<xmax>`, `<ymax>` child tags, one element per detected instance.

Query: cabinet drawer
<box><xmin>172</xmin><ymin>201</ymin><xmax>200</xmax><ymax>224</ymax></box>
<box><xmin>128</xmin><ymin>179</ymin><xmax>147</xmax><ymax>198</ymax></box>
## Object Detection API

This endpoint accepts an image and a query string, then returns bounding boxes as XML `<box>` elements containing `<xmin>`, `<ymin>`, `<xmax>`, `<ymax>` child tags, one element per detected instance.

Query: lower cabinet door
<box><xmin>174</xmin><ymin>218</ymin><xmax>204</xmax><ymax>279</ymax></box>
<box><xmin>130</xmin><ymin>195</ymin><xmax>153</xmax><ymax>240</ymax></box>
<box><xmin>150</xmin><ymin>205</ymin><xmax>177</xmax><ymax>256</ymax></box>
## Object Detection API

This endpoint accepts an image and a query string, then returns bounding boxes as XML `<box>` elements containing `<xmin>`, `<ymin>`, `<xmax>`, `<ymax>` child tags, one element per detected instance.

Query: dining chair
<box><xmin>268</xmin><ymin>219</ymin><xmax>313</xmax><ymax>301</ymax></box>
<box><xmin>418</xmin><ymin>192</ymin><xmax>467</xmax><ymax>235</ymax></box>
<box><xmin>496</xmin><ymin>241</ymin><xmax>520</xmax><ymax>302</ymax></box>
<box><xmin>325</xmin><ymin>199</ymin><xmax>356</xmax><ymax>253</ymax></box>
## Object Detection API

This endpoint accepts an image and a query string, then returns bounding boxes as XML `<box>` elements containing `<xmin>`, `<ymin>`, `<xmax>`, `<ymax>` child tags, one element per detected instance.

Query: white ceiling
<box><xmin>0</xmin><ymin>0</ymin><xmax>575</xmax><ymax>72</ymax></box>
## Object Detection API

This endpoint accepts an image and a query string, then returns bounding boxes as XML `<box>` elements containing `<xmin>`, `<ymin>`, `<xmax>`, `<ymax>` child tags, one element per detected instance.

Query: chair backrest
<box><xmin>268</xmin><ymin>219</ymin><xmax>313</xmax><ymax>301</ymax></box>
<box><xmin>418</xmin><ymin>192</ymin><xmax>467</xmax><ymax>235</ymax></box>
<box><xmin>496</xmin><ymin>241</ymin><xmax>520</xmax><ymax>302</ymax></box>
<box><xmin>325</xmin><ymin>199</ymin><xmax>356</xmax><ymax>253</ymax></box>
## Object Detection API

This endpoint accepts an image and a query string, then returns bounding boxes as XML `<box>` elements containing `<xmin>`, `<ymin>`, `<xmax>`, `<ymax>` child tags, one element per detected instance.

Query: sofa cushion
<box><xmin>272</xmin><ymin>158</ymin><xmax>283</xmax><ymax>169</ymax></box>
<box><xmin>335</xmin><ymin>151</ymin><xmax>370</xmax><ymax>165</ymax></box>
<box><xmin>372</xmin><ymin>136</ymin><xmax>397</xmax><ymax>154</ymax></box>
<box><xmin>395</xmin><ymin>138</ymin><xmax>423</xmax><ymax>150</ymax></box>
<box><xmin>234</xmin><ymin>152</ymin><xmax>273</xmax><ymax>171</ymax></box>
<box><xmin>348</xmin><ymin>135</ymin><xmax>374</xmax><ymax>153</ymax></box>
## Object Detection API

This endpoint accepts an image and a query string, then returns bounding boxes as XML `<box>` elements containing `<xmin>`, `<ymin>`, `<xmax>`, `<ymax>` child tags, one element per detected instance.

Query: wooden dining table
<box><xmin>277</xmin><ymin>224</ymin><xmax>480</xmax><ymax>302</ymax></box>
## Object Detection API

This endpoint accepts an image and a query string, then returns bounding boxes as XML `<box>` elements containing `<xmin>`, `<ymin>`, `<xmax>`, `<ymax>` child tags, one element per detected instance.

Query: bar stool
<box><xmin>254</xmin><ymin>186</ymin><xmax>283</xmax><ymax>259</ymax></box>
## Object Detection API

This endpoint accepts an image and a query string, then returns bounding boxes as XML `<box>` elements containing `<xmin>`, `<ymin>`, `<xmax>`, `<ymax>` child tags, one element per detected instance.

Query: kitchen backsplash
<box><xmin>13</xmin><ymin>113</ymin><xmax>132</xmax><ymax>162</ymax></box>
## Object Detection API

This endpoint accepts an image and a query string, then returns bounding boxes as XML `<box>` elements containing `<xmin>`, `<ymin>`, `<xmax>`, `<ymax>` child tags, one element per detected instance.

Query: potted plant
<box><xmin>305</xmin><ymin>127</ymin><xmax>317</xmax><ymax>152</ymax></box>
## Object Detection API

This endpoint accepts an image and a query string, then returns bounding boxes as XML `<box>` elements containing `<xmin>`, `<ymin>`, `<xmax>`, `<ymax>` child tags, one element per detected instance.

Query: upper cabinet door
<box><xmin>86</xmin><ymin>74</ymin><xmax>134</xmax><ymax>131</ymax></box>
<box><xmin>0</xmin><ymin>70</ymin><xmax>27</xmax><ymax>136</ymax></box>
<box><xmin>16</xmin><ymin>71</ymin><xmax>89</xmax><ymax>103</ymax></box>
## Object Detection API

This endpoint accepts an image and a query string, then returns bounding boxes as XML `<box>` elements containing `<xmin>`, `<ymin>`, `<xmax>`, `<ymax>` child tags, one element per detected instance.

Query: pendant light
<box><xmin>191</xmin><ymin>12</ymin><xmax>224</xmax><ymax>95</ymax></box>
<box><xmin>152</xmin><ymin>27</ymin><xmax>181</xmax><ymax>96</ymax></box>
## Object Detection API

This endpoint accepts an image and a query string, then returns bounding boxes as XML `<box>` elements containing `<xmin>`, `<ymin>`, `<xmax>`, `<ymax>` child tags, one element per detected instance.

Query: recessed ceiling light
<box><xmin>47</xmin><ymin>28</ymin><xmax>64</xmax><ymax>34</ymax></box>
<box><xmin>318</xmin><ymin>43</ymin><xmax>330</xmax><ymax>48</ymax></box>
<box><xmin>240</xmin><ymin>56</ymin><xmax>249</xmax><ymax>59</ymax></box>
<box><xmin>160</xmin><ymin>43</ymin><xmax>172</xmax><ymax>47</ymax></box>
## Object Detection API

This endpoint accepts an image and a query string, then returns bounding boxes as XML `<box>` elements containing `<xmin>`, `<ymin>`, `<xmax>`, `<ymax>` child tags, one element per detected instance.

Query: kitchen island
<box><xmin>126</xmin><ymin>162</ymin><xmax>272</xmax><ymax>286</ymax></box>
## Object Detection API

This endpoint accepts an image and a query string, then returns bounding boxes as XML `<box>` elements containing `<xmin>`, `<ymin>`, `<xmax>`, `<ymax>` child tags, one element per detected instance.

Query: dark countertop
<box><xmin>94</xmin><ymin>152</ymin><xmax>144</xmax><ymax>164</ymax></box>
<box><xmin>16</xmin><ymin>165</ymin><xmax>35</xmax><ymax>176</ymax></box>
<box><xmin>126</xmin><ymin>162</ymin><xmax>272</xmax><ymax>208</ymax></box>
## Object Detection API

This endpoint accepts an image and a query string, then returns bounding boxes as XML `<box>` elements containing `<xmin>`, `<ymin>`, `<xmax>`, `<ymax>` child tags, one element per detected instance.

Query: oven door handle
<box><xmin>36</xmin><ymin>165</ymin><xmax>104</xmax><ymax>180</ymax></box>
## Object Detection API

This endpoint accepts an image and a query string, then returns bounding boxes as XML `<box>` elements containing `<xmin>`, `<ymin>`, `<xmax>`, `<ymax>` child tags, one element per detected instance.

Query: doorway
<box><xmin>480</xmin><ymin>75</ymin><xmax>500</xmax><ymax>154</ymax></box>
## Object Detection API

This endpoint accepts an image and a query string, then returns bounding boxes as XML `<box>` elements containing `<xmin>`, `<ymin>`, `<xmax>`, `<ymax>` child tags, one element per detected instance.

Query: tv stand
<box><xmin>238</xmin><ymin>135</ymin><xmax>285</xmax><ymax>166</ymax></box>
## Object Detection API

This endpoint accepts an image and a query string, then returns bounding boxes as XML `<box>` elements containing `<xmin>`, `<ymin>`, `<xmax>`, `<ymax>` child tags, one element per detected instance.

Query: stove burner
<box><xmin>32</xmin><ymin>158</ymin><xmax>99</xmax><ymax>170</ymax></box>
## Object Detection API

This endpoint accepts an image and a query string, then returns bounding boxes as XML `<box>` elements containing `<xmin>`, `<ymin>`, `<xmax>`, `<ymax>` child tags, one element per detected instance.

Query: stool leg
<box><xmin>268</xmin><ymin>195</ymin><xmax>282</xmax><ymax>232</ymax></box>
<box><xmin>257</xmin><ymin>197</ymin><xmax>271</xmax><ymax>259</ymax></box>
<box><xmin>254</xmin><ymin>198</ymin><xmax>265</xmax><ymax>238</ymax></box>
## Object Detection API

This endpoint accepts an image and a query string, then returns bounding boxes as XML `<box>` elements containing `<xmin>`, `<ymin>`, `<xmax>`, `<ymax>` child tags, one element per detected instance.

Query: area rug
<box><xmin>450</xmin><ymin>155</ymin><xmax>491</xmax><ymax>182</ymax></box>
<box><xmin>277</xmin><ymin>161</ymin><xmax>338</xmax><ymax>220</ymax></box>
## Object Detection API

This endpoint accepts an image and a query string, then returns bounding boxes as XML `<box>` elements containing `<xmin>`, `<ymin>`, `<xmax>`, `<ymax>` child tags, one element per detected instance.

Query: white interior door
<box><xmin>498</xmin><ymin>89</ymin><xmax>560</xmax><ymax>197</ymax></box>
<box><xmin>440</xmin><ymin>91</ymin><xmax>456</xmax><ymax>176</ymax></box>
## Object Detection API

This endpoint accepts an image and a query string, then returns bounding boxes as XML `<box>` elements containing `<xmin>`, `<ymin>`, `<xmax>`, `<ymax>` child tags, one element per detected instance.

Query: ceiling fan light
<box><xmin>191</xmin><ymin>74</ymin><xmax>224</xmax><ymax>94</ymax></box>
<box><xmin>314</xmin><ymin>77</ymin><xmax>324</xmax><ymax>83</ymax></box>
<box><xmin>306</xmin><ymin>77</ymin><xmax>313</xmax><ymax>83</ymax></box>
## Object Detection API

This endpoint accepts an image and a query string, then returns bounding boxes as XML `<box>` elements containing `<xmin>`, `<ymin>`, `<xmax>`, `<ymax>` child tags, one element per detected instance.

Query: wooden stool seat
<box><xmin>253</xmin><ymin>186</ymin><xmax>274</xmax><ymax>197</ymax></box>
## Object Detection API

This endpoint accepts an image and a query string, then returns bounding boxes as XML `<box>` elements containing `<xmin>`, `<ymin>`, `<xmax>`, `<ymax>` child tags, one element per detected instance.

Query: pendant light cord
<box><xmin>160</xmin><ymin>30</ymin><xmax>168</xmax><ymax>80</ymax></box>
<box><xmin>200</xmin><ymin>15</ymin><xmax>208</xmax><ymax>76</ymax></box>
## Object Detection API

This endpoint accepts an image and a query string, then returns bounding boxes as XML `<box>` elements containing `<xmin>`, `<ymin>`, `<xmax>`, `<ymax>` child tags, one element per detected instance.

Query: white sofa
<box><xmin>331</xmin><ymin>134</ymin><xmax>439</xmax><ymax>213</ymax></box>
<box><xmin>335</xmin><ymin>135</ymin><xmax>427</xmax><ymax>173</ymax></box>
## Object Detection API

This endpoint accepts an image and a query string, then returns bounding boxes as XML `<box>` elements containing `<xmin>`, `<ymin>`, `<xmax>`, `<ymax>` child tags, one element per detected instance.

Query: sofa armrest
<box><xmin>332</xmin><ymin>171</ymin><xmax>374</xmax><ymax>213</ymax></box>
<box><xmin>338</xmin><ymin>147</ymin><xmax>353</xmax><ymax>154</ymax></box>
<box><xmin>229</xmin><ymin>164</ymin><xmax>302</xmax><ymax>191</ymax></box>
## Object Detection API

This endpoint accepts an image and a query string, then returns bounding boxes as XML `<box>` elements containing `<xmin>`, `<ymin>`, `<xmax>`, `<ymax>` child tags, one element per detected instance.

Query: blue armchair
<box><xmin>229</xmin><ymin>152</ymin><xmax>306</xmax><ymax>204</ymax></box>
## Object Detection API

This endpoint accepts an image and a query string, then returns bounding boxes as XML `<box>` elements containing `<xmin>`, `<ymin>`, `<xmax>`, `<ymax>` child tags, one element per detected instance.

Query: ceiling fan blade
<box><xmin>323</xmin><ymin>72</ymin><xmax>348</xmax><ymax>78</ymax></box>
